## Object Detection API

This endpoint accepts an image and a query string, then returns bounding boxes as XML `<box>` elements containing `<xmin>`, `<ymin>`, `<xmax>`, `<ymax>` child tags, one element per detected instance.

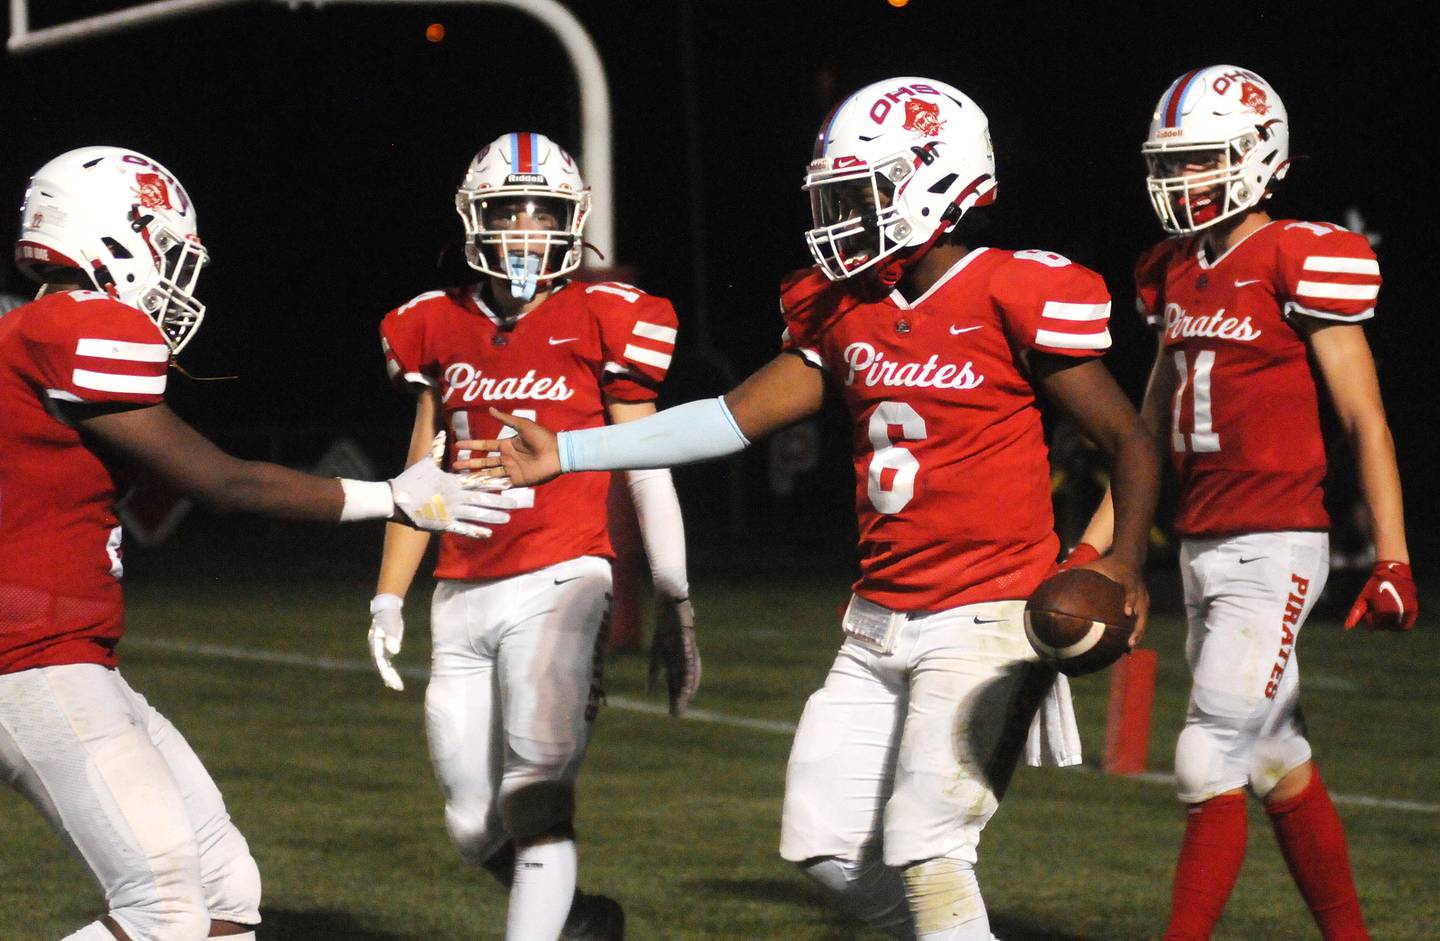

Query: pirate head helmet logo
<box><xmin>903</xmin><ymin>97</ymin><xmax>945</xmax><ymax>137</ymax></box>
<box><xmin>133</xmin><ymin>172</ymin><xmax>173</xmax><ymax>210</ymax></box>
<box><xmin>1239</xmin><ymin>81</ymin><xmax>1270</xmax><ymax>115</ymax></box>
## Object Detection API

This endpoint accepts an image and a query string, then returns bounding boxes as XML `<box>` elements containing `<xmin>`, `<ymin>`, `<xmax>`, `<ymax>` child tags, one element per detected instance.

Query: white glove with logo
<box><xmin>389</xmin><ymin>434</ymin><xmax>514</xmax><ymax>538</ymax></box>
<box><xmin>369</xmin><ymin>593</ymin><xmax>406</xmax><ymax>691</ymax></box>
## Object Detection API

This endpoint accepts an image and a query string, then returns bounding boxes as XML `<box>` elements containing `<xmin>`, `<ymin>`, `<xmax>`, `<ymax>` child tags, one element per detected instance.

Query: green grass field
<box><xmin>2</xmin><ymin>573</ymin><xmax>1436</xmax><ymax>940</ymax></box>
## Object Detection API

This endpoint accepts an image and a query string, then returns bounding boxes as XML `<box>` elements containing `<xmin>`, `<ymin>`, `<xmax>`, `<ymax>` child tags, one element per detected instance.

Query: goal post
<box><xmin>6</xmin><ymin>0</ymin><xmax>617</xmax><ymax>264</ymax></box>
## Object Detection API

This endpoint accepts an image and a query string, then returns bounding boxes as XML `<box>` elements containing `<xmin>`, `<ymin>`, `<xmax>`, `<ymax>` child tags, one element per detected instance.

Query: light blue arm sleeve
<box><xmin>558</xmin><ymin>396</ymin><xmax>751</xmax><ymax>472</ymax></box>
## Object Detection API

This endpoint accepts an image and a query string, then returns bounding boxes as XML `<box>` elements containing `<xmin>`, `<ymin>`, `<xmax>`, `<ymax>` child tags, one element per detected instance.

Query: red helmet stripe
<box><xmin>1164</xmin><ymin>69</ymin><xmax>1202</xmax><ymax>128</ymax></box>
<box><xmin>517</xmin><ymin>132</ymin><xmax>535</xmax><ymax>174</ymax></box>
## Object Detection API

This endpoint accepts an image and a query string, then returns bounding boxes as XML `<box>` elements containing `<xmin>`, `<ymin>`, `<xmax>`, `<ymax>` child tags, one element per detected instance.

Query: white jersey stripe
<box><xmin>632</xmin><ymin>321</ymin><xmax>678</xmax><ymax>344</ymax></box>
<box><xmin>1034</xmin><ymin>328</ymin><xmax>1111</xmax><ymax>350</ymax></box>
<box><xmin>72</xmin><ymin>368</ymin><xmax>167</xmax><ymax>395</ymax></box>
<box><xmin>624</xmin><ymin>344</ymin><xmax>673</xmax><ymax>369</ymax></box>
<box><xmin>1295</xmin><ymin>280</ymin><xmax>1379</xmax><ymax>301</ymax></box>
<box><xmin>75</xmin><ymin>338</ymin><xmax>170</xmax><ymax>362</ymax></box>
<box><xmin>1302</xmin><ymin>256</ymin><xmax>1380</xmax><ymax>275</ymax></box>
<box><xmin>1040</xmin><ymin>300</ymin><xmax>1111</xmax><ymax>322</ymax></box>
<box><xmin>585</xmin><ymin>283</ymin><xmax>641</xmax><ymax>303</ymax></box>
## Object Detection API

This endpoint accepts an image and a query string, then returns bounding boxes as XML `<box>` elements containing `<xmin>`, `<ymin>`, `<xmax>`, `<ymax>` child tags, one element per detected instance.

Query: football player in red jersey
<box><xmin>461</xmin><ymin>80</ymin><xmax>1160</xmax><ymax>940</ymax></box>
<box><xmin>366</xmin><ymin>132</ymin><xmax>695</xmax><ymax>941</ymax></box>
<box><xmin>0</xmin><ymin>148</ymin><xmax>510</xmax><ymax>941</ymax></box>
<box><xmin>1076</xmin><ymin>65</ymin><xmax>1415</xmax><ymax>941</ymax></box>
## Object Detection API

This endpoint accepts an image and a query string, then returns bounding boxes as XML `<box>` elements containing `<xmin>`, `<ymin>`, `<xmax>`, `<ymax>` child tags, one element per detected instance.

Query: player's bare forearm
<box><xmin>1307</xmin><ymin>322</ymin><xmax>1409</xmax><ymax>562</ymax></box>
<box><xmin>376</xmin><ymin>390</ymin><xmax>442</xmax><ymax>596</ymax></box>
<box><xmin>1350</xmin><ymin>422</ymin><xmax>1409</xmax><ymax>562</ymax></box>
<box><xmin>1077</xmin><ymin>349</ymin><xmax>1172</xmax><ymax>556</ymax></box>
<box><xmin>722</xmin><ymin>353</ymin><xmax>827</xmax><ymax>439</ymax></box>
<box><xmin>80</xmin><ymin>403</ymin><xmax>348</xmax><ymax>521</ymax></box>
<box><xmin>1038</xmin><ymin>358</ymin><xmax>1160</xmax><ymax>566</ymax></box>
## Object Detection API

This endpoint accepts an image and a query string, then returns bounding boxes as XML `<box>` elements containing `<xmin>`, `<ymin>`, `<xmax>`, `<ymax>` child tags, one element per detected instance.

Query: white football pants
<box><xmin>780</xmin><ymin>597</ymin><xmax>1051</xmax><ymax>869</ymax></box>
<box><xmin>425</xmin><ymin>555</ymin><xmax>612</xmax><ymax>862</ymax></box>
<box><xmin>1175</xmin><ymin>531</ymin><xmax>1329</xmax><ymax>803</ymax></box>
<box><xmin>0</xmin><ymin>663</ymin><xmax>261</xmax><ymax>941</ymax></box>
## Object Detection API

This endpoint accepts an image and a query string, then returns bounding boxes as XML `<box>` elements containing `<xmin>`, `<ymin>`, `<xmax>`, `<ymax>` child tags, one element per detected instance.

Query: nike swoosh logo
<box><xmin>548</xmin><ymin>337</ymin><xmax>578</xmax><ymax>345</ymax></box>
<box><xmin>1238</xmin><ymin>556</ymin><xmax>1264</xmax><ymax>564</ymax></box>
<box><xmin>554</xmin><ymin>575</ymin><xmax>583</xmax><ymax>585</ymax></box>
<box><xmin>1379</xmin><ymin>581</ymin><xmax>1404</xmax><ymax>615</ymax></box>
<box><xmin>1234</xmin><ymin>279</ymin><xmax>1263</xmax><ymax>288</ymax></box>
<box><xmin>949</xmin><ymin>325</ymin><xmax>982</xmax><ymax>335</ymax></box>
<box><xmin>974</xmin><ymin>616</ymin><xmax>1007</xmax><ymax>624</ymax></box>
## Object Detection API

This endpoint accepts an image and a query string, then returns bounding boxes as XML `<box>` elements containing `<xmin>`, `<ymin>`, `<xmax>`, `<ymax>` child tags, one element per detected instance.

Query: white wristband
<box><xmin>339</xmin><ymin>479</ymin><xmax>395</xmax><ymax>522</ymax></box>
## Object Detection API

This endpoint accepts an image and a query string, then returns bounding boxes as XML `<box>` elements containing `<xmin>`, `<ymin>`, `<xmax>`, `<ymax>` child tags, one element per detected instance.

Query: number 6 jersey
<box><xmin>1134</xmin><ymin>220</ymin><xmax>1381</xmax><ymax>538</ymax></box>
<box><xmin>781</xmin><ymin>248</ymin><xmax>1113</xmax><ymax>613</ymax></box>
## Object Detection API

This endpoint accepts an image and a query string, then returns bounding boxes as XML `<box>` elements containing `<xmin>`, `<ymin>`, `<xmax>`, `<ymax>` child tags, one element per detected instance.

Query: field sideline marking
<box><xmin>128</xmin><ymin>637</ymin><xmax>1437</xmax><ymax>815</ymax></box>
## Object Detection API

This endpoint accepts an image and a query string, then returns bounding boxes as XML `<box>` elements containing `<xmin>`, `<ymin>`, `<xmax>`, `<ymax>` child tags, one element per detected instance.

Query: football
<box><xmin>1024</xmin><ymin>568</ymin><xmax>1136</xmax><ymax>676</ymax></box>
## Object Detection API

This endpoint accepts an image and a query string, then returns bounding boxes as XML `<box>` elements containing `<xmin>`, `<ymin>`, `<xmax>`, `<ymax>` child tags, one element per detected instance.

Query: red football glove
<box><xmin>1344</xmin><ymin>560</ymin><xmax>1418</xmax><ymax>632</ymax></box>
<box><xmin>1055</xmin><ymin>542</ymin><xmax>1102</xmax><ymax>574</ymax></box>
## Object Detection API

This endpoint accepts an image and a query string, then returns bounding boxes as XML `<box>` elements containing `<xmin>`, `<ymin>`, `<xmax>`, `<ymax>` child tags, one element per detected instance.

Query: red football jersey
<box><xmin>380</xmin><ymin>281</ymin><xmax>676</xmax><ymax>580</ymax></box>
<box><xmin>0</xmin><ymin>291</ymin><xmax>170</xmax><ymax>674</ymax></box>
<box><xmin>1135</xmin><ymin>220</ymin><xmax>1381</xmax><ymax>537</ymax></box>
<box><xmin>781</xmin><ymin>248</ymin><xmax>1112</xmax><ymax>612</ymax></box>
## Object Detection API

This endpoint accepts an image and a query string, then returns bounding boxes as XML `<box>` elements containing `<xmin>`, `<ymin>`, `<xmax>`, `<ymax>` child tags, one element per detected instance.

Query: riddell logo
<box><xmin>1240</xmin><ymin>81</ymin><xmax>1269</xmax><ymax>115</ymax></box>
<box><xmin>903</xmin><ymin>98</ymin><xmax>945</xmax><ymax>137</ymax></box>
<box><xmin>505</xmin><ymin>173</ymin><xmax>546</xmax><ymax>185</ymax></box>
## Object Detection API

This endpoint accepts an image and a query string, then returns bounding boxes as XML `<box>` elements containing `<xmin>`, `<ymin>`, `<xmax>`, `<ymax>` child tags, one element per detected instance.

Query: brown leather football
<box><xmin>1024</xmin><ymin>568</ymin><xmax>1136</xmax><ymax>676</ymax></box>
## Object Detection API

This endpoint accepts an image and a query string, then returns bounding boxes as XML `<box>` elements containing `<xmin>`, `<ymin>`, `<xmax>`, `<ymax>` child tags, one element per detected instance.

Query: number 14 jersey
<box><xmin>781</xmin><ymin>248</ymin><xmax>1112</xmax><ymax>613</ymax></box>
<box><xmin>1135</xmin><ymin>220</ymin><xmax>1381</xmax><ymax>538</ymax></box>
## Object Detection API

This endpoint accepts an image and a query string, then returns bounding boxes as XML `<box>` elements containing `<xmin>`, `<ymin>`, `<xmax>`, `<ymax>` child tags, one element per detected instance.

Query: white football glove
<box><xmin>388</xmin><ymin>441</ymin><xmax>514</xmax><ymax>539</ymax></box>
<box><xmin>648</xmin><ymin>597</ymin><xmax>701</xmax><ymax>717</ymax></box>
<box><xmin>368</xmin><ymin>593</ymin><xmax>406</xmax><ymax>691</ymax></box>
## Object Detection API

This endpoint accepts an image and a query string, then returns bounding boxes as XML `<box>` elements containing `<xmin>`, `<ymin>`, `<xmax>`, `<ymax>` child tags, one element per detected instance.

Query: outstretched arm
<box><xmin>1306</xmin><ymin>321</ymin><xmax>1416</xmax><ymax>630</ymax></box>
<box><xmin>83</xmin><ymin>402</ymin><xmax>351</xmax><ymax>520</ymax></box>
<box><xmin>460</xmin><ymin>352</ymin><xmax>828</xmax><ymax>485</ymax></box>
<box><xmin>79</xmin><ymin>401</ymin><xmax>509</xmax><ymax>537</ymax></box>
<box><xmin>1035</xmin><ymin>356</ymin><xmax>1162</xmax><ymax>641</ymax></box>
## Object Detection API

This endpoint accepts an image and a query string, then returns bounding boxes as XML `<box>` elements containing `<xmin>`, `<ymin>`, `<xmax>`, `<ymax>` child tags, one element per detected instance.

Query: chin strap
<box><xmin>873</xmin><ymin>174</ymin><xmax>997</xmax><ymax>288</ymax></box>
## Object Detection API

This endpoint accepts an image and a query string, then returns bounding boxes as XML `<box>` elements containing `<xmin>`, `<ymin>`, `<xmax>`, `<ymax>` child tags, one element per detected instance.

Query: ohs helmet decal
<box><xmin>804</xmin><ymin>76</ymin><xmax>996</xmax><ymax>284</ymax></box>
<box><xmin>1142</xmin><ymin>65</ymin><xmax>1291</xmax><ymax>235</ymax></box>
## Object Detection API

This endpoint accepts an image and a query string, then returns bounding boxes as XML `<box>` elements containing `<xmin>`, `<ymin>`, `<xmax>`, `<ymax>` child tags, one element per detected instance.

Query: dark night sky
<box><xmin>2</xmin><ymin>1</ymin><xmax>1434</xmax><ymax>563</ymax></box>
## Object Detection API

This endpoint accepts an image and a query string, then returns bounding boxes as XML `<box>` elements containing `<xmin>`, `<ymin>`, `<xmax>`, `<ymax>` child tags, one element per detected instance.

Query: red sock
<box><xmin>1266</xmin><ymin>769</ymin><xmax>1370</xmax><ymax>941</ymax></box>
<box><xmin>1164</xmin><ymin>792</ymin><xmax>1248</xmax><ymax>941</ymax></box>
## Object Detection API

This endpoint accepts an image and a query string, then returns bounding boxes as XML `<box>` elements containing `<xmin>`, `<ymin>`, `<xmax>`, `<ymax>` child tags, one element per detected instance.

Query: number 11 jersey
<box><xmin>780</xmin><ymin>248</ymin><xmax>1113</xmax><ymax>613</ymax></box>
<box><xmin>1135</xmin><ymin>220</ymin><xmax>1381</xmax><ymax>538</ymax></box>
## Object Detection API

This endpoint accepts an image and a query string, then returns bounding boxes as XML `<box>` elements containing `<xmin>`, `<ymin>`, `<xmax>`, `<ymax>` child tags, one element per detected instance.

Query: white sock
<box><xmin>903</xmin><ymin>857</ymin><xmax>992</xmax><ymax>941</ymax></box>
<box><xmin>60</xmin><ymin>924</ymin><xmax>118</xmax><ymax>941</ymax></box>
<box><xmin>506</xmin><ymin>838</ymin><xmax>578</xmax><ymax>941</ymax></box>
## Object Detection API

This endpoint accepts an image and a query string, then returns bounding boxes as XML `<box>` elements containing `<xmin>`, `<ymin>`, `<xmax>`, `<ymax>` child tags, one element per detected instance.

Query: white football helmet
<box><xmin>456</xmin><ymin>132</ymin><xmax>591</xmax><ymax>301</ymax></box>
<box><xmin>804</xmin><ymin>77</ymin><xmax>997</xmax><ymax>283</ymax></box>
<box><xmin>1143</xmin><ymin>65</ymin><xmax>1290</xmax><ymax>234</ymax></box>
<box><xmin>15</xmin><ymin>146</ymin><xmax>207</xmax><ymax>352</ymax></box>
